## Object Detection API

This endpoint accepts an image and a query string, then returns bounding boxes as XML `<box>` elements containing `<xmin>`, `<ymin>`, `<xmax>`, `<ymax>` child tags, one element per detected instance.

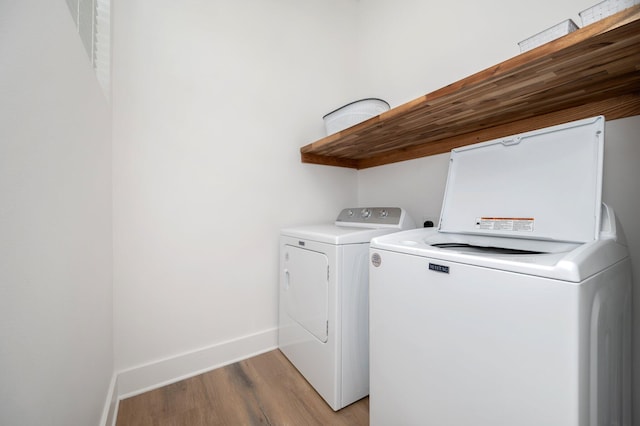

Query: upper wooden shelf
<box><xmin>301</xmin><ymin>6</ymin><xmax>640</xmax><ymax>169</ymax></box>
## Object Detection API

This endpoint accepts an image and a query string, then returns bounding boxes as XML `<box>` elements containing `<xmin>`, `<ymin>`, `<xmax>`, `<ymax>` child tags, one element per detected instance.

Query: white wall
<box><xmin>112</xmin><ymin>0</ymin><xmax>359</xmax><ymax>372</ymax></box>
<box><xmin>0</xmin><ymin>1</ymin><xmax>113</xmax><ymax>425</ymax></box>
<box><xmin>354</xmin><ymin>0</ymin><xmax>599</xmax><ymax>107</ymax></box>
<box><xmin>355</xmin><ymin>0</ymin><xmax>640</xmax><ymax>420</ymax></box>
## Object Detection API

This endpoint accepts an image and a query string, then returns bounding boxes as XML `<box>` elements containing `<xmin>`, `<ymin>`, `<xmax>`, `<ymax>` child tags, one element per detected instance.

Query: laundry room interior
<box><xmin>2</xmin><ymin>0</ymin><xmax>639</xmax><ymax>425</ymax></box>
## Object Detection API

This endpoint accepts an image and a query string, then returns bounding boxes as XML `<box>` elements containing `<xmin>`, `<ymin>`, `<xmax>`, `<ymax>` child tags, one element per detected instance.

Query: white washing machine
<box><xmin>279</xmin><ymin>207</ymin><xmax>415</xmax><ymax>411</ymax></box>
<box><xmin>369</xmin><ymin>116</ymin><xmax>633</xmax><ymax>426</ymax></box>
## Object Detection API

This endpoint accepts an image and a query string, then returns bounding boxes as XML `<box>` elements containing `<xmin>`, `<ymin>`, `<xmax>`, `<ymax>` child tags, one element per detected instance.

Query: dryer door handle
<box><xmin>284</xmin><ymin>268</ymin><xmax>290</xmax><ymax>291</ymax></box>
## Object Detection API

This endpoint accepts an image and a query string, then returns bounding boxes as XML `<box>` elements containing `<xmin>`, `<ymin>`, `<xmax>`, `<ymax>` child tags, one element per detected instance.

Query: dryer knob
<box><xmin>361</xmin><ymin>208</ymin><xmax>371</xmax><ymax>218</ymax></box>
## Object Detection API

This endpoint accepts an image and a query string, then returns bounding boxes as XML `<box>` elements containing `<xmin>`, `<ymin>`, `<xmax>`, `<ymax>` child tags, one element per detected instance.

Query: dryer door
<box><xmin>283</xmin><ymin>245</ymin><xmax>329</xmax><ymax>343</ymax></box>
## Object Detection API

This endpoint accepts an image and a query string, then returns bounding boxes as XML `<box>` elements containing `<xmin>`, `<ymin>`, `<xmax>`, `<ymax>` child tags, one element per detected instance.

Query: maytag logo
<box><xmin>429</xmin><ymin>263</ymin><xmax>449</xmax><ymax>274</ymax></box>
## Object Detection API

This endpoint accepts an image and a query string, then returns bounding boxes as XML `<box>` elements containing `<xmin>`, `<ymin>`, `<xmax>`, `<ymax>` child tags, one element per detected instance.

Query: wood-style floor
<box><xmin>116</xmin><ymin>349</ymin><xmax>369</xmax><ymax>425</ymax></box>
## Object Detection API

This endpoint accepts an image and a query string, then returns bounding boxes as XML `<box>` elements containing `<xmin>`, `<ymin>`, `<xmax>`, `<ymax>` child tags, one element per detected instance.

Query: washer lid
<box><xmin>439</xmin><ymin>116</ymin><xmax>604</xmax><ymax>243</ymax></box>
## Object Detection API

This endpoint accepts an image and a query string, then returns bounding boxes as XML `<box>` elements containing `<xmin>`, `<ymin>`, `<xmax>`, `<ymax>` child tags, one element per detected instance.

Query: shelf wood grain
<box><xmin>301</xmin><ymin>5</ymin><xmax>640</xmax><ymax>169</ymax></box>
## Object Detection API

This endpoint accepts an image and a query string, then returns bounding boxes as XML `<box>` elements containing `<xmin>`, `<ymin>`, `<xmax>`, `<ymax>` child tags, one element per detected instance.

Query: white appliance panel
<box><xmin>367</xmin><ymin>119</ymin><xmax>630</xmax><ymax>425</ymax></box>
<box><xmin>279</xmin><ymin>207</ymin><xmax>415</xmax><ymax>411</ymax></box>
<box><xmin>279</xmin><ymin>238</ymin><xmax>339</xmax><ymax>408</ymax></box>
<box><xmin>339</xmin><ymin>245</ymin><xmax>370</xmax><ymax>405</ymax></box>
<box><xmin>280</xmin><ymin>224</ymin><xmax>412</xmax><ymax>245</ymax></box>
<box><xmin>283</xmin><ymin>245</ymin><xmax>329</xmax><ymax>343</ymax></box>
<box><xmin>278</xmin><ymin>237</ymin><xmax>371</xmax><ymax>411</ymax></box>
<box><xmin>440</xmin><ymin>116</ymin><xmax>604</xmax><ymax>242</ymax></box>
<box><xmin>588</xmin><ymin>260</ymin><xmax>633</xmax><ymax>426</ymax></box>
<box><xmin>369</xmin><ymin>248</ymin><xmax>631</xmax><ymax>426</ymax></box>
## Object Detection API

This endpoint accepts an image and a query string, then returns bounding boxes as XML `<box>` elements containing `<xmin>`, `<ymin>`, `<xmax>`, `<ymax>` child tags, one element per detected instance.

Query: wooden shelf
<box><xmin>301</xmin><ymin>6</ymin><xmax>640</xmax><ymax>169</ymax></box>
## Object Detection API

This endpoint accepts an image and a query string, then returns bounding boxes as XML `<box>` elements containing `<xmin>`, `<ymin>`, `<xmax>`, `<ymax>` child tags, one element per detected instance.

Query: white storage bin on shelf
<box><xmin>323</xmin><ymin>98</ymin><xmax>390</xmax><ymax>135</ymax></box>
<box><xmin>518</xmin><ymin>19</ymin><xmax>579</xmax><ymax>52</ymax></box>
<box><xmin>580</xmin><ymin>0</ymin><xmax>640</xmax><ymax>25</ymax></box>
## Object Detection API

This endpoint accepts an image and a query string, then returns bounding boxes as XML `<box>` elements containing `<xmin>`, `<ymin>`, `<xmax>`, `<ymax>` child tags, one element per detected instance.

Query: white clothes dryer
<box><xmin>369</xmin><ymin>117</ymin><xmax>632</xmax><ymax>426</ymax></box>
<box><xmin>279</xmin><ymin>207</ymin><xmax>414</xmax><ymax>411</ymax></box>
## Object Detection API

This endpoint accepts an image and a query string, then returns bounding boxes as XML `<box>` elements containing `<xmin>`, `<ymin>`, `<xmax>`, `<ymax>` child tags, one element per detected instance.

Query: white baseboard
<box><xmin>99</xmin><ymin>372</ymin><xmax>119</xmax><ymax>426</ymax></box>
<box><xmin>101</xmin><ymin>327</ymin><xmax>278</xmax><ymax>425</ymax></box>
<box><xmin>117</xmin><ymin>327</ymin><xmax>278</xmax><ymax>398</ymax></box>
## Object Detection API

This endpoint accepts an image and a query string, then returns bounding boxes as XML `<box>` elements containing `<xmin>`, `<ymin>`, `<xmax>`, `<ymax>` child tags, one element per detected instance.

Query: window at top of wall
<box><xmin>65</xmin><ymin>0</ymin><xmax>111</xmax><ymax>101</ymax></box>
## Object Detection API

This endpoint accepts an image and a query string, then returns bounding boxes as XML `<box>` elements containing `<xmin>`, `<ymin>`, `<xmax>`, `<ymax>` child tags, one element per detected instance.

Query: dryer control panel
<box><xmin>335</xmin><ymin>207</ymin><xmax>413</xmax><ymax>229</ymax></box>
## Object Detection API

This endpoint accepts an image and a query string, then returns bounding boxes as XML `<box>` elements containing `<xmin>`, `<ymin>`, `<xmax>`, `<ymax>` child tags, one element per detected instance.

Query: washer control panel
<box><xmin>335</xmin><ymin>207</ymin><xmax>410</xmax><ymax>229</ymax></box>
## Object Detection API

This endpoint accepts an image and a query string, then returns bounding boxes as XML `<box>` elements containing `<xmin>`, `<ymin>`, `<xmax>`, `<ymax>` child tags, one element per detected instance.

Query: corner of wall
<box><xmin>100</xmin><ymin>373</ymin><xmax>119</xmax><ymax>426</ymax></box>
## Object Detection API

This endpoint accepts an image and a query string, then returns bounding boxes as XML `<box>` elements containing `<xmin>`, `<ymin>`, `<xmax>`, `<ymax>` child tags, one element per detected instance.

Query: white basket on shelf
<box><xmin>323</xmin><ymin>98</ymin><xmax>390</xmax><ymax>136</ymax></box>
<box><xmin>518</xmin><ymin>19</ymin><xmax>579</xmax><ymax>52</ymax></box>
<box><xmin>579</xmin><ymin>0</ymin><xmax>640</xmax><ymax>26</ymax></box>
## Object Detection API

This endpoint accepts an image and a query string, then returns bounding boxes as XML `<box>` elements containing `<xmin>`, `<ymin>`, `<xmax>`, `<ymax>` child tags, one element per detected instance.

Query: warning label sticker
<box><xmin>475</xmin><ymin>217</ymin><xmax>534</xmax><ymax>232</ymax></box>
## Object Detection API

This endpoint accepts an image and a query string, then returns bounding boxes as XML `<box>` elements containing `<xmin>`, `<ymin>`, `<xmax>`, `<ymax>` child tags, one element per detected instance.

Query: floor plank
<box><xmin>116</xmin><ymin>349</ymin><xmax>369</xmax><ymax>426</ymax></box>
